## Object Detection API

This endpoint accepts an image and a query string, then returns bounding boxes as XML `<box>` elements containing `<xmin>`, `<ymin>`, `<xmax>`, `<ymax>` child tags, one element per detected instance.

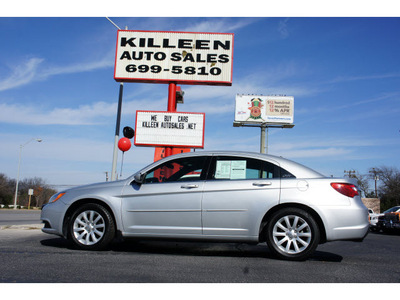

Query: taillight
<box><xmin>330</xmin><ymin>183</ymin><xmax>359</xmax><ymax>198</ymax></box>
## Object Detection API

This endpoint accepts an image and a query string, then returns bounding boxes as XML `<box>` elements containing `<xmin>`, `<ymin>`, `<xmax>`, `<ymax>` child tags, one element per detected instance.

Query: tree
<box><xmin>355</xmin><ymin>173</ymin><xmax>370</xmax><ymax>198</ymax></box>
<box><xmin>18</xmin><ymin>177</ymin><xmax>57</xmax><ymax>208</ymax></box>
<box><xmin>0</xmin><ymin>174</ymin><xmax>15</xmax><ymax>206</ymax></box>
<box><xmin>0</xmin><ymin>173</ymin><xmax>57</xmax><ymax>208</ymax></box>
<box><xmin>370</xmin><ymin>166</ymin><xmax>400</xmax><ymax>211</ymax></box>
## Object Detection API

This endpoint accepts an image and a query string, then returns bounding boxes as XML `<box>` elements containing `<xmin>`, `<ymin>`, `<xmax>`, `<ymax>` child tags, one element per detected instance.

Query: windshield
<box><xmin>384</xmin><ymin>206</ymin><xmax>400</xmax><ymax>213</ymax></box>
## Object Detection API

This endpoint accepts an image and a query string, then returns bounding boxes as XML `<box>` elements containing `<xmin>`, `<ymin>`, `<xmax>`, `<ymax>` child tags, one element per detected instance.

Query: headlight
<box><xmin>48</xmin><ymin>192</ymin><xmax>66</xmax><ymax>203</ymax></box>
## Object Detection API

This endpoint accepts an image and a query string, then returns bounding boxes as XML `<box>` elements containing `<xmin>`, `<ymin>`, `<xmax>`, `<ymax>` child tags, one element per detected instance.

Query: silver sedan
<box><xmin>41</xmin><ymin>151</ymin><xmax>369</xmax><ymax>261</ymax></box>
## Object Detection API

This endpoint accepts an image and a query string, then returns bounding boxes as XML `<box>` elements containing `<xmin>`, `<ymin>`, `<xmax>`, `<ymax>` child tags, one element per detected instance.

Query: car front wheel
<box><xmin>69</xmin><ymin>203</ymin><xmax>115</xmax><ymax>250</ymax></box>
<box><xmin>266</xmin><ymin>208</ymin><xmax>320</xmax><ymax>261</ymax></box>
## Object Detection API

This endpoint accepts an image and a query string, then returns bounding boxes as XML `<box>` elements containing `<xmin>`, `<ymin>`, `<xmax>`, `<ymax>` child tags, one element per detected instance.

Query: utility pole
<box><xmin>14</xmin><ymin>138</ymin><xmax>42</xmax><ymax>209</ymax></box>
<box><xmin>344</xmin><ymin>170</ymin><xmax>356</xmax><ymax>178</ymax></box>
<box><xmin>369</xmin><ymin>168</ymin><xmax>380</xmax><ymax>197</ymax></box>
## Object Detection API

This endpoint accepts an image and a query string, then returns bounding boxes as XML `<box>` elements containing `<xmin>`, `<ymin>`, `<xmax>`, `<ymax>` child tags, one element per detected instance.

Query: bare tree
<box><xmin>355</xmin><ymin>173</ymin><xmax>370</xmax><ymax>198</ymax></box>
<box><xmin>0</xmin><ymin>174</ymin><xmax>15</xmax><ymax>206</ymax></box>
<box><xmin>0</xmin><ymin>173</ymin><xmax>57</xmax><ymax>208</ymax></box>
<box><xmin>370</xmin><ymin>166</ymin><xmax>400</xmax><ymax>210</ymax></box>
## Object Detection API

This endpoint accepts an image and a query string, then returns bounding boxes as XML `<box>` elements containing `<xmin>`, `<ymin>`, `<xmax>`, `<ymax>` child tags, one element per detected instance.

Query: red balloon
<box><xmin>118</xmin><ymin>137</ymin><xmax>131</xmax><ymax>152</ymax></box>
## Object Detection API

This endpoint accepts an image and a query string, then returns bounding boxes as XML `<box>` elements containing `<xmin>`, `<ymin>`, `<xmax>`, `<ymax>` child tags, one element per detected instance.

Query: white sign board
<box><xmin>234</xmin><ymin>95</ymin><xmax>294</xmax><ymax>124</ymax></box>
<box><xmin>134</xmin><ymin>111</ymin><xmax>205</xmax><ymax>148</ymax></box>
<box><xmin>114</xmin><ymin>30</ymin><xmax>234</xmax><ymax>86</ymax></box>
<box><xmin>215</xmin><ymin>160</ymin><xmax>247</xmax><ymax>179</ymax></box>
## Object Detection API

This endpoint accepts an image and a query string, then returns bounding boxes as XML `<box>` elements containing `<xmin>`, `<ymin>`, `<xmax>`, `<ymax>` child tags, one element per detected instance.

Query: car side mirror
<box><xmin>134</xmin><ymin>172</ymin><xmax>145</xmax><ymax>184</ymax></box>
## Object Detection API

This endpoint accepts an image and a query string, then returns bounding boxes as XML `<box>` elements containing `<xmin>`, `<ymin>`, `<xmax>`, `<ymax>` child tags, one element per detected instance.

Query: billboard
<box><xmin>134</xmin><ymin>111</ymin><xmax>205</xmax><ymax>148</ymax></box>
<box><xmin>234</xmin><ymin>95</ymin><xmax>294</xmax><ymax>124</ymax></box>
<box><xmin>114</xmin><ymin>30</ymin><xmax>234</xmax><ymax>86</ymax></box>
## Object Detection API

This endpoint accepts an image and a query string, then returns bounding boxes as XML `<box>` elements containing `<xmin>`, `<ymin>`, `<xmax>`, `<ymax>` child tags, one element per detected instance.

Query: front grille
<box><xmin>385</xmin><ymin>213</ymin><xmax>400</xmax><ymax>222</ymax></box>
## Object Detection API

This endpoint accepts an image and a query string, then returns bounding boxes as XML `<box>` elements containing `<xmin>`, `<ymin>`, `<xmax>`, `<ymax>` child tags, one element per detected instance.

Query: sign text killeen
<box><xmin>120</xmin><ymin>37</ymin><xmax>231</xmax><ymax>50</ymax></box>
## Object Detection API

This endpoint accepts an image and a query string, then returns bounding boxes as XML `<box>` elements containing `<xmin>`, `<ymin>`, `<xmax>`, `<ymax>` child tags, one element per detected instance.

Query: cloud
<box><xmin>0</xmin><ymin>131</ymin><xmax>154</xmax><ymax>185</ymax></box>
<box><xmin>0</xmin><ymin>60</ymin><xmax>320</xmax><ymax>126</ymax></box>
<box><xmin>181</xmin><ymin>18</ymin><xmax>258</xmax><ymax>33</ymax></box>
<box><xmin>328</xmin><ymin>72</ymin><xmax>400</xmax><ymax>84</ymax></box>
<box><xmin>0</xmin><ymin>53</ymin><xmax>114</xmax><ymax>92</ymax></box>
<box><xmin>297</xmin><ymin>92</ymin><xmax>400</xmax><ymax>119</ymax></box>
<box><xmin>0</xmin><ymin>95</ymin><xmax>170</xmax><ymax>126</ymax></box>
<box><xmin>278</xmin><ymin>18</ymin><xmax>290</xmax><ymax>39</ymax></box>
<box><xmin>204</xmin><ymin>133</ymin><xmax>387</xmax><ymax>161</ymax></box>
<box><xmin>42</xmin><ymin>55</ymin><xmax>114</xmax><ymax>78</ymax></box>
<box><xmin>0</xmin><ymin>58</ymin><xmax>44</xmax><ymax>91</ymax></box>
<box><xmin>0</xmin><ymin>101</ymin><xmax>116</xmax><ymax>125</ymax></box>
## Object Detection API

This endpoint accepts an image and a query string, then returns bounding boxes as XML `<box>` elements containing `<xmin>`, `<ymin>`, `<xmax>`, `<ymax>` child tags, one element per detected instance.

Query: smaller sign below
<box><xmin>234</xmin><ymin>95</ymin><xmax>294</xmax><ymax>125</ymax></box>
<box><xmin>135</xmin><ymin>111</ymin><xmax>205</xmax><ymax>148</ymax></box>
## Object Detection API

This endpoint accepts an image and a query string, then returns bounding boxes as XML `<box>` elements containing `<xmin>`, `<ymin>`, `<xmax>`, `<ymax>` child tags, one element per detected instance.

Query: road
<box><xmin>0</xmin><ymin>224</ymin><xmax>399</xmax><ymax>283</ymax></box>
<box><xmin>0</xmin><ymin>209</ymin><xmax>41</xmax><ymax>226</ymax></box>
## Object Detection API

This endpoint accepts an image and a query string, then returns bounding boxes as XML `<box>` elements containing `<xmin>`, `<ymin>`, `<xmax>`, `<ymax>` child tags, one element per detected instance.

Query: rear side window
<box><xmin>281</xmin><ymin>168</ymin><xmax>296</xmax><ymax>179</ymax></box>
<box><xmin>208</xmin><ymin>156</ymin><xmax>294</xmax><ymax>180</ymax></box>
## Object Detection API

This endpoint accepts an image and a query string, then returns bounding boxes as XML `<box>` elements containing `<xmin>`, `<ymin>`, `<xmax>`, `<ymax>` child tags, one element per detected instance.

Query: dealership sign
<box><xmin>114</xmin><ymin>30</ymin><xmax>234</xmax><ymax>86</ymax></box>
<box><xmin>134</xmin><ymin>111</ymin><xmax>205</xmax><ymax>148</ymax></box>
<box><xmin>235</xmin><ymin>95</ymin><xmax>294</xmax><ymax>124</ymax></box>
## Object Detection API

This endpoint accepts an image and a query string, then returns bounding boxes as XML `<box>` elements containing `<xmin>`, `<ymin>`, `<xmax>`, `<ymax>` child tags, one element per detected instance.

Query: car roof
<box><xmin>135</xmin><ymin>150</ymin><xmax>324</xmax><ymax>179</ymax></box>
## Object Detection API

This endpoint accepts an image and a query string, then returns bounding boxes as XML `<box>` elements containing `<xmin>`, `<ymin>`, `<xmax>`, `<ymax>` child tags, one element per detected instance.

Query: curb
<box><xmin>0</xmin><ymin>224</ymin><xmax>43</xmax><ymax>230</ymax></box>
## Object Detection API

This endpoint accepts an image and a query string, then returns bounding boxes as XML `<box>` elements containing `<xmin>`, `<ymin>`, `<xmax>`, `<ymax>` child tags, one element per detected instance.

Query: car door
<box><xmin>121</xmin><ymin>155</ymin><xmax>209</xmax><ymax>237</ymax></box>
<box><xmin>202</xmin><ymin>155</ymin><xmax>281</xmax><ymax>239</ymax></box>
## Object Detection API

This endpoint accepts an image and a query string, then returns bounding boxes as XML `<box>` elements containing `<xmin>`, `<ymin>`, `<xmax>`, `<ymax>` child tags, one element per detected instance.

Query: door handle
<box><xmin>252</xmin><ymin>182</ymin><xmax>272</xmax><ymax>187</ymax></box>
<box><xmin>181</xmin><ymin>184</ymin><xmax>199</xmax><ymax>189</ymax></box>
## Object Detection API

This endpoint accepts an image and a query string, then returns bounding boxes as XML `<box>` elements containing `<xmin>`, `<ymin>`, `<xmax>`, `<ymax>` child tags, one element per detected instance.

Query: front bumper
<box><xmin>383</xmin><ymin>220</ymin><xmax>400</xmax><ymax>230</ymax></box>
<box><xmin>40</xmin><ymin>199</ymin><xmax>68</xmax><ymax>237</ymax></box>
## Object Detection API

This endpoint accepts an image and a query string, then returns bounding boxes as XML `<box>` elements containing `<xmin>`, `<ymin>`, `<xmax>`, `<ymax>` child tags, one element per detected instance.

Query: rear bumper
<box><xmin>320</xmin><ymin>201</ymin><xmax>370</xmax><ymax>242</ymax></box>
<box><xmin>329</xmin><ymin>223</ymin><xmax>369</xmax><ymax>241</ymax></box>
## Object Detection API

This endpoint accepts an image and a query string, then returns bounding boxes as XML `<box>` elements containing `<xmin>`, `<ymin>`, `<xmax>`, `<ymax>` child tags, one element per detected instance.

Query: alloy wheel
<box><xmin>73</xmin><ymin>210</ymin><xmax>106</xmax><ymax>246</ymax></box>
<box><xmin>272</xmin><ymin>215</ymin><xmax>312</xmax><ymax>254</ymax></box>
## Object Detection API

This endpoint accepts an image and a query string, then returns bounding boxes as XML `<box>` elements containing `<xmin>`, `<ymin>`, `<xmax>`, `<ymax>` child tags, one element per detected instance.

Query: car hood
<box><xmin>61</xmin><ymin>179</ymin><xmax>128</xmax><ymax>194</ymax></box>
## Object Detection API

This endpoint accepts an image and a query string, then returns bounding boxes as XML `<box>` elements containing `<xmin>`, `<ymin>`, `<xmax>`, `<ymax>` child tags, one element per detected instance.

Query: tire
<box><xmin>69</xmin><ymin>203</ymin><xmax>115</xmax><ymax>250</ymax></box>
<box><xmin>265</xmin><ymin>207</ymin><xmax>320</xmax><ymax>261</ymax></box>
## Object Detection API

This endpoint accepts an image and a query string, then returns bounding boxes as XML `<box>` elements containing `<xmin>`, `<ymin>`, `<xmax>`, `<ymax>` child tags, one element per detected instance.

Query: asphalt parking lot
<box><xmin>0</xmin><ymin>223</ymin><xmax>399</xmax><ymax>283</ymax></box>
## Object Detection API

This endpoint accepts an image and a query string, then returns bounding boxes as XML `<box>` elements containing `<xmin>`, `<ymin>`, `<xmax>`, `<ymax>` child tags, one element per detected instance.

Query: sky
<box><xmin>0</xmin><ymin>10</ymin><xmax>399</xmax><ymax>193</ymax></box>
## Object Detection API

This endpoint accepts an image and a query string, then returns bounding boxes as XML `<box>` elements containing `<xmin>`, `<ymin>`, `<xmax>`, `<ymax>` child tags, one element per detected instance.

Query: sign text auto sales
<box><xmin>114</xmin><ymin>30</ymin><xmax>234</xmax><ymax>86</ymax></box>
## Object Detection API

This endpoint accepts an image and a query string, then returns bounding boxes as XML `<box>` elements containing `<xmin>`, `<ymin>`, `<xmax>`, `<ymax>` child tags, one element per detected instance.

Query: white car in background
<box><xmin>368</xmin><ymin>209</ymin><xmax>382</xmax><ymax>230</ymax></box>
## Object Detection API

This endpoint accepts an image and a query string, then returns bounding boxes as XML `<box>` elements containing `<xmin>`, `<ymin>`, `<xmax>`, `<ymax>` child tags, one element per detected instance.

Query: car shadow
<box><xmin>308</xmin><ymin>250</ymin><xmax>343</xmax><ymax>262</ymax></box>
<box><xmin>40</xmin><ymin>237</ymin><xmax>343</xmax><ymax>262</ymax></box>
<box><xmin>40</xmin><ymin>237</ymin><xmax>75</xmax><ymax>250</ymax></box>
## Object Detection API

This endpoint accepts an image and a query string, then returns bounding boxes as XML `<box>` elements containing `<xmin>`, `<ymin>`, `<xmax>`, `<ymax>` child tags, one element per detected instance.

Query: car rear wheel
<box><xmin>266</xmin><ymin>208</ymin><xmax>320</xmax><ymax>261</ymax></box>
<box><xmin>69</xmin><ymin>203</ymin><xmax>115</xmax><ymax>250</ymax></box>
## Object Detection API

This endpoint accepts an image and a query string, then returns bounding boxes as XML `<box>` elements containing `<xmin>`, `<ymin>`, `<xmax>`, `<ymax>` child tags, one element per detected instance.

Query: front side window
<box><xmin>143</xmin><ymin>156</ymin><xmax>209</xmax><ymax>184</ymax></box>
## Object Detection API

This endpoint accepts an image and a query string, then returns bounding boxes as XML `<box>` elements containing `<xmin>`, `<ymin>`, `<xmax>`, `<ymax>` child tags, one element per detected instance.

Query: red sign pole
<box><xmin>165</xmin><ymin>82</ymin><xmax>177</xmax><ymax>157</ymax></box>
